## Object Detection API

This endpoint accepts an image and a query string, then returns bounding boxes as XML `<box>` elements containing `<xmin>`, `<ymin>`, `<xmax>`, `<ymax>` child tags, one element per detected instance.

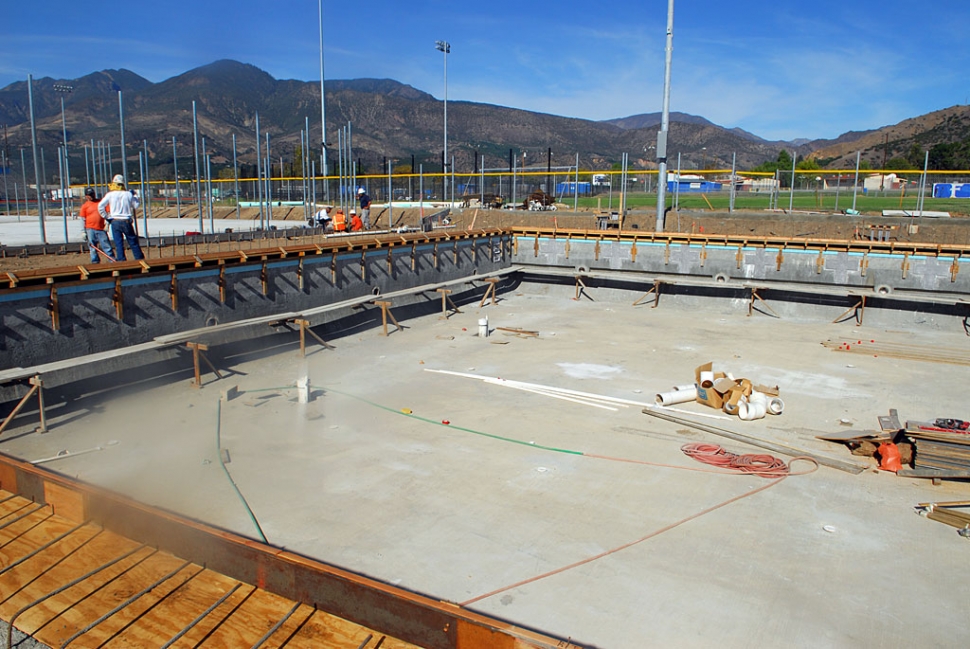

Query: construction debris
<box><xmin>822</xmin><ymin>339</ymin><xmax>970</xmax><ymax>366</ymax></box>
<box><xmin>653</xmin><ymin>362</ymin><xmax>783</xmax><ymax>421</ymax></box>
<box><xmin>916</xmin><ymin>501</ymin><xmax>970</xmax><ymax>539</ymax></box>
<box><xmin>905</xmin><ymin>420</ymin><xmax>970</xmax><ymax>475</ymax></box>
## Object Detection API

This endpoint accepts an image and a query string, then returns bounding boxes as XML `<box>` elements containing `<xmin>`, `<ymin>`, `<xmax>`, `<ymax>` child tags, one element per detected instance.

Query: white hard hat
<box><xmin>112</xmin><ymin>174</ymin><xmax>125</xmax><ymax>184</ymax></box>
<box><xmin>350</xmin><ymin>209</ymin><xmax>356</xmax><ymax>214</ymax></box>
<box><xmin>357</xmin><ymin>188</ymin><xmax>364</xmax><ymax>194</ymax></box>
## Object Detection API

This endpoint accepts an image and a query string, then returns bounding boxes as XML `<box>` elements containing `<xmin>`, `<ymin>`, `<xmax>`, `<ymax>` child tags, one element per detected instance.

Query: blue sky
<box><xmin>2</xmin><ymin>0</ymin><xmax>967</xmax><ymax>142</ymax></box>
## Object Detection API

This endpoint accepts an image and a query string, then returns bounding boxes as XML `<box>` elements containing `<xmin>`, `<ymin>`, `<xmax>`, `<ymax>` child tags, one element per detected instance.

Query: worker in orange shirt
<box><xmin>333</xmin><ymin>208</ymin><xmax>347</xmax><ymax>232</ymax></box>
<box><xmin>349</xmin><ymin>209</ymin><xmax>363</xmax><ymax>232</ymax></box>
<box><xmin>80</xmin><ymin>188</ymin><xmax>114</xmax><ymax>263</ymax></box>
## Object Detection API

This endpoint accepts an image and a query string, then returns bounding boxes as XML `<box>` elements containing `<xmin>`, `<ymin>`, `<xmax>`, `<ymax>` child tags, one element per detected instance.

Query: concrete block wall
<box><xmin>0</xmin><ymin>235</ymin><xmax>511</xmax><ymax>370</ymax></box>
<box><xmin>514</xmin><ymin>235</ymin><xmax>969</xmax><ymax>295</ymax></box>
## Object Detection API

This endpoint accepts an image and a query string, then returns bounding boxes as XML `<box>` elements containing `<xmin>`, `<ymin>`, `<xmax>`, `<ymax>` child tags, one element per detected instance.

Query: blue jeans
<box><xmin>86</xmin><ymin>228</ymin><xmax>114</xmax><ymax>263</ymax></box>
<box><xmin>109</xmin><ymin>219</ymin><xmax>144</xmax><ymax>261</ymax></box>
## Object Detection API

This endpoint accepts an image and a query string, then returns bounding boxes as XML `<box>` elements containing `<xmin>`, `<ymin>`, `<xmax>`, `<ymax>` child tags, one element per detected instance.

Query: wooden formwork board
<box><xmin>0</xmin><ymin>490</ymin><xmax>415</xmax><ymax>648</ymax></box>
<box><xmin>0</xmin><ymin>450</ymin><xmax>576</xmax><ymax>649</ymax></box>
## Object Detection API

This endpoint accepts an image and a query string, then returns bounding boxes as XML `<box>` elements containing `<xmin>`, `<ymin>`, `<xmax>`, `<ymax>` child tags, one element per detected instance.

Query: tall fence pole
<box><xmin>851</xmin><ymin>151</ymin><xmax>861</xmax><ymax>212</ymax></box>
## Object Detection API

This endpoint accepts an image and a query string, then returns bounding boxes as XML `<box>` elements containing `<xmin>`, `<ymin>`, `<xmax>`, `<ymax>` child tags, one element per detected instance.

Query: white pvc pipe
<box><xmin>739</xmin><ymin>399</ymin><xmax>767</xmax><ymax>421</ymax></box>
<box><xmin>656</xmin><ymin>387</ymin><xmax>697</xmax><ymax>406</ymax></box>
<box><xmin>749</xmin><ymin>391</ymin><xmax>768</xmax><ymax>405</ymax></box>
<box><xmin>699</xmin><ymin>371</ymin><xmax>715</xmax><ymax>388</ymax></box>
<box><xmin>673</xmin><ymin>384</ymin><xmax>696</xmax><ymax>392</ymax></box>
<box><xmin>427</xmin><ymin>369</ymin><xmax>654</xmax><ymax>407</ymax></box>
<box><xmin>482</xmin><ymin>379</ymin><xmax>619</xmax><ymax>411</ymax></box>
<box><xmin>723</xmin><ymin>401</ymin><xmax>740</xmax><ymax>416</ymax></box>
<box><xmin>768</xmin><ymin>396</ymin><xmax>785</xmax><ymax>415</ymax></box>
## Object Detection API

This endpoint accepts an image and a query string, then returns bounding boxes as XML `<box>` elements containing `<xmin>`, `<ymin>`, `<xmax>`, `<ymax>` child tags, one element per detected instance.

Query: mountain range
<box><xmin>0</xmin><ymin>59</ymin><xmax>967</xmax><ymax>183</ymax></box>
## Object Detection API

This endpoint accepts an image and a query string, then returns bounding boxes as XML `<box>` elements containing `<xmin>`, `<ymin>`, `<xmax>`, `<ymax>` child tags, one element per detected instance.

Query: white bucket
<box><xmin>478</xmin><ymin>317</ymin><xmax>489</xmax><ymax>338</ymax></box>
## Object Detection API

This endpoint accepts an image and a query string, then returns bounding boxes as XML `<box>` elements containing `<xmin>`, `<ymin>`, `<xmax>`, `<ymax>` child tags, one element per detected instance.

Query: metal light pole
<box><xmin>27</xmin><ymin>74</ymin><xmax>46</xmax><ymax>243</ymax></box>
<box><xmin>192</xmin><ymin>102</ymin><xmax>204</xmax><ymax>232</ymax></box>
<box><xmin>118</xmin><ymin>91</ymin><xmax>128</xmax><ymax>184</ymax></box>
<box><xmin>318</xmin><ymin>0</ymin><xmax>328</xmax><ymax>200</ymax></box>
<box><xmin>851</xmin><ymin>151</ymin><xmax>861</xmax><ymax>211</ymax></box>
<box><xmin>1</xmin><ymin>150</ymin><xmax>7</xmax><ymax>217</ymax></box>
<box><xmin>20</xmin><ymin>148</ymin><xmax>28</xmax><ymax>223</ymax></box>
<box><xmin>435</xmin><ymin>40</ymin><xmax>450</xmax><ymax>202</ymax></box>
<box><xmin>173</xmin><ymin>136</ymin><xmax>181</xmax><ymax>216</ymax></box>
<box><xmin>232</xmin><ymin>133</ymin><xmax>240</xmax><ymax>219</ymax></box>
<box><xmin>788</xmin><ymin>150</ymin><xmax>796</xmax><ymax>212</ymax></box>
<box><xmin>655</xmin><ymin>0</ymin><xmax>674</xmax><ymax>232</ymax></box>
<box><xmin>54</xmin><ymin>84</ymin><xmax>73</xmax><ymax>214</ymax></box>
<box><xmin>255</xmin><ymin>112</ymin><xmax>263</xmax><ymax>229</ymax></box>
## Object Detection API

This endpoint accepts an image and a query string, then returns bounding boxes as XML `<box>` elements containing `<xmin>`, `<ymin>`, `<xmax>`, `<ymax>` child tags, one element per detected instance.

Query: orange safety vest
<box><xmin>333</xmin><ymin>210</ymin><xmax>347</xmax><ymax>232</ymax></box>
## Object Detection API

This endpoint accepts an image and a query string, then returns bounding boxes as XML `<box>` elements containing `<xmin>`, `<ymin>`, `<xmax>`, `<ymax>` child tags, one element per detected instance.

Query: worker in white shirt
<box><xmin>98</xmin><ymin>174</ymin><xmax>144</xmax><ymax>260</ymax></box>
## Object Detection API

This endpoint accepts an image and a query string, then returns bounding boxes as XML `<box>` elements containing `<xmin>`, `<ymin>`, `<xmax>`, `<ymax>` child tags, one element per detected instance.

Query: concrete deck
<box><xmin>1</xmin><ymin>282</ymin><xmax>968</xmax><ymax>648</ymax></box>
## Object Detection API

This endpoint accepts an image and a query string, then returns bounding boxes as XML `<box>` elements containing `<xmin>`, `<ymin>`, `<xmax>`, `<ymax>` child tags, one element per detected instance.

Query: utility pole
<box><xmin>435</xmin><ymin>40</ymin><xmax>450</xmax><ymax>202</ymax></box>
<box><xmin>54</xmin><ymin>84</ymin><xmax>73</xmax><ymax>213</ymax></box>
<box><xmin>655</xmin><ymin>0</ymin><xmax>675</xmax><ymax>233</ymax></box>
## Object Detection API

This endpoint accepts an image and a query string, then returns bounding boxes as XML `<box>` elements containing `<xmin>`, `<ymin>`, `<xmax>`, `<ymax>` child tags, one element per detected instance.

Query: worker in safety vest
<box><xmin>333</xmin><ymin>208</ymin><xmax>347</xmax><ymax>232</ymax></box>
<box><xmin>349</xmin><ymin>209</ymin><xmax>363</xmax><ymax>232</ymax></box>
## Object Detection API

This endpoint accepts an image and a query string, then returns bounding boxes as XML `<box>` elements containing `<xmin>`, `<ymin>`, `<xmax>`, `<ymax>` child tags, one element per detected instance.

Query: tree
<box><xmin>884</xmin><ymin>157</ymin><xmax>914</xmax><ymax>171</ymax></box>
<box><xmin>902</xmin><ymin>143</ymin><xmax>924</xmax><ymax>167</ymax></box>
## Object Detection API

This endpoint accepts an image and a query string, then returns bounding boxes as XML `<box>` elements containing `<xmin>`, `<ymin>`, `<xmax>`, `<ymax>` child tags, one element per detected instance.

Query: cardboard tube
<box><xmin>699</xmin><ymin>371</ymin><xmax>715</xmax><ymax>389</ymax></box>
<box><xmin>656</xmin><ymin>387</ymin><xmax>697</xmax><ymax>406</ymax></box>
<box><xmin>768</xmin><ymin>397</ymin><xmax>785</xmax><ymax>415</ymax></box>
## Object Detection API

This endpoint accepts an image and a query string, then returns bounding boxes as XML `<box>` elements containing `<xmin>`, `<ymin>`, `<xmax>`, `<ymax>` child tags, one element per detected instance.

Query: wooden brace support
<box><xmin>294</xmin><ymin>318</ymin><xmax>334</xmax><ymax>357</ymax></box>
<box><xmin>0</xmin><ymin>375</ymin><xmax>46</xmax><ymax>436</ymax></box>
<box><xmin>372</xmin><ymin>301</ymin><xmax>404</xmax><ymax>337</ymax></box>
<box><xmin>632</xmin><ymin>279</ymin><xmax>662</xmax><ymax>308</ymax></box>
<box><xmin>186</xmin><ymin>342</ymin><xmax>223</xmax><ymax>388</ymax></box>
<box><xmin>832</xmin><ymin>295</ymin><xmax>866</xmax><ymax>327</ymax></box>
<box><xmin>436</xmin><ymin>288</ymin><xmax>461</xmax><ymax>319</ymax></box>
<box><xmin>748</xmin><ymin>288</ymin><xmax>781</xmax><ymax>318</ymax></box>
<box><xmin>479</xmin><ymin>278</ymin><xmax>500</xmax><ymax>307</ymax></box>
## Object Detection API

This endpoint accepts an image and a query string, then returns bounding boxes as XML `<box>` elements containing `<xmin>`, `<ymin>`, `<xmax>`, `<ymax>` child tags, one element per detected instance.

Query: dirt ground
<box><xmin>2</xmin><ymin>206</ymin><xmax>967</xmax><ymax>273</ymax></box>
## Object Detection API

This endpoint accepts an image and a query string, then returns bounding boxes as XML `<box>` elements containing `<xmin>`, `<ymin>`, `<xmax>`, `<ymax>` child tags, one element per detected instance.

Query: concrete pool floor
<box><xmin>2</xmin><ymin>284</ymin><xmax>968</xmax><ymax>648</ymax></box>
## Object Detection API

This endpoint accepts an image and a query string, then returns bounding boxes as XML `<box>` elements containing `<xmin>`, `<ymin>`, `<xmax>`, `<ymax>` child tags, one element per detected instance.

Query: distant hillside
<box><xmin>808</xmin><ymin>105</ymin><xmax>970</xmax><ymax>168</ymax></box>
<box><xmin>604</xmin><ymin>112</ymin><xmax>714</xmax><ymax>130</ymax></box>
<box><xmin>7</xmin><ymin>59</ymin><xmax>951</xmax><ymax>184</ymax></box>
<box><xmin>0</xmin><ymin>69</ymin><xmax>151</xmax><ymax>131</ymax></box>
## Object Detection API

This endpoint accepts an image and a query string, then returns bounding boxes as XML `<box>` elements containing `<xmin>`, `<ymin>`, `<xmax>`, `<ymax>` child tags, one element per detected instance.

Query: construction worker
<box><xmin>349</xmin><ymin>209</ymin><xmax>363</xmax><ymax>232</ymax></box>
<box><xmin>98</xmin><ymin>174</ymin><xmax>144</xmax><ymax>260</ymax></box>
<box><xmin>333</xmin><ymin>207</ymin><xmax>347</xmax><ymax>232</ymax></box>
<box><xmin>357</xmin><ymin>187</ymin><xmax>372</xmax><ymax>229</ymax></box>
<box><xmin>80</xmin><ymin>188</ymin><xmax>114</xmax><ymax>263</ymax></box>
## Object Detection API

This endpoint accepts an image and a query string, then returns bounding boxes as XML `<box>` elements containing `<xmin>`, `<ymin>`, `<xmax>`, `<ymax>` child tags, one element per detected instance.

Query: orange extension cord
<box><xmin>680</xmin><ymin>442</ymin><xmax>790</xmax><ymax>478</ymax></box>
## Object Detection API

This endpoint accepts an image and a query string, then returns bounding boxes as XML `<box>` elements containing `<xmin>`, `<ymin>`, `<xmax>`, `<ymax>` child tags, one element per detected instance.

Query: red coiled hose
<box><xmin>681</xmin><ymin>443</ymin><xmax>789</xmax><ymax>478</ymax></box>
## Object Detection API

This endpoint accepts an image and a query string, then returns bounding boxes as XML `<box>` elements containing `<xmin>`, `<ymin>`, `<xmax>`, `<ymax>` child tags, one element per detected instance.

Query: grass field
<box><xmin>573</xmin><ymin>190</ymin><xmax>970</xmax><ymax>216</ymax></box>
